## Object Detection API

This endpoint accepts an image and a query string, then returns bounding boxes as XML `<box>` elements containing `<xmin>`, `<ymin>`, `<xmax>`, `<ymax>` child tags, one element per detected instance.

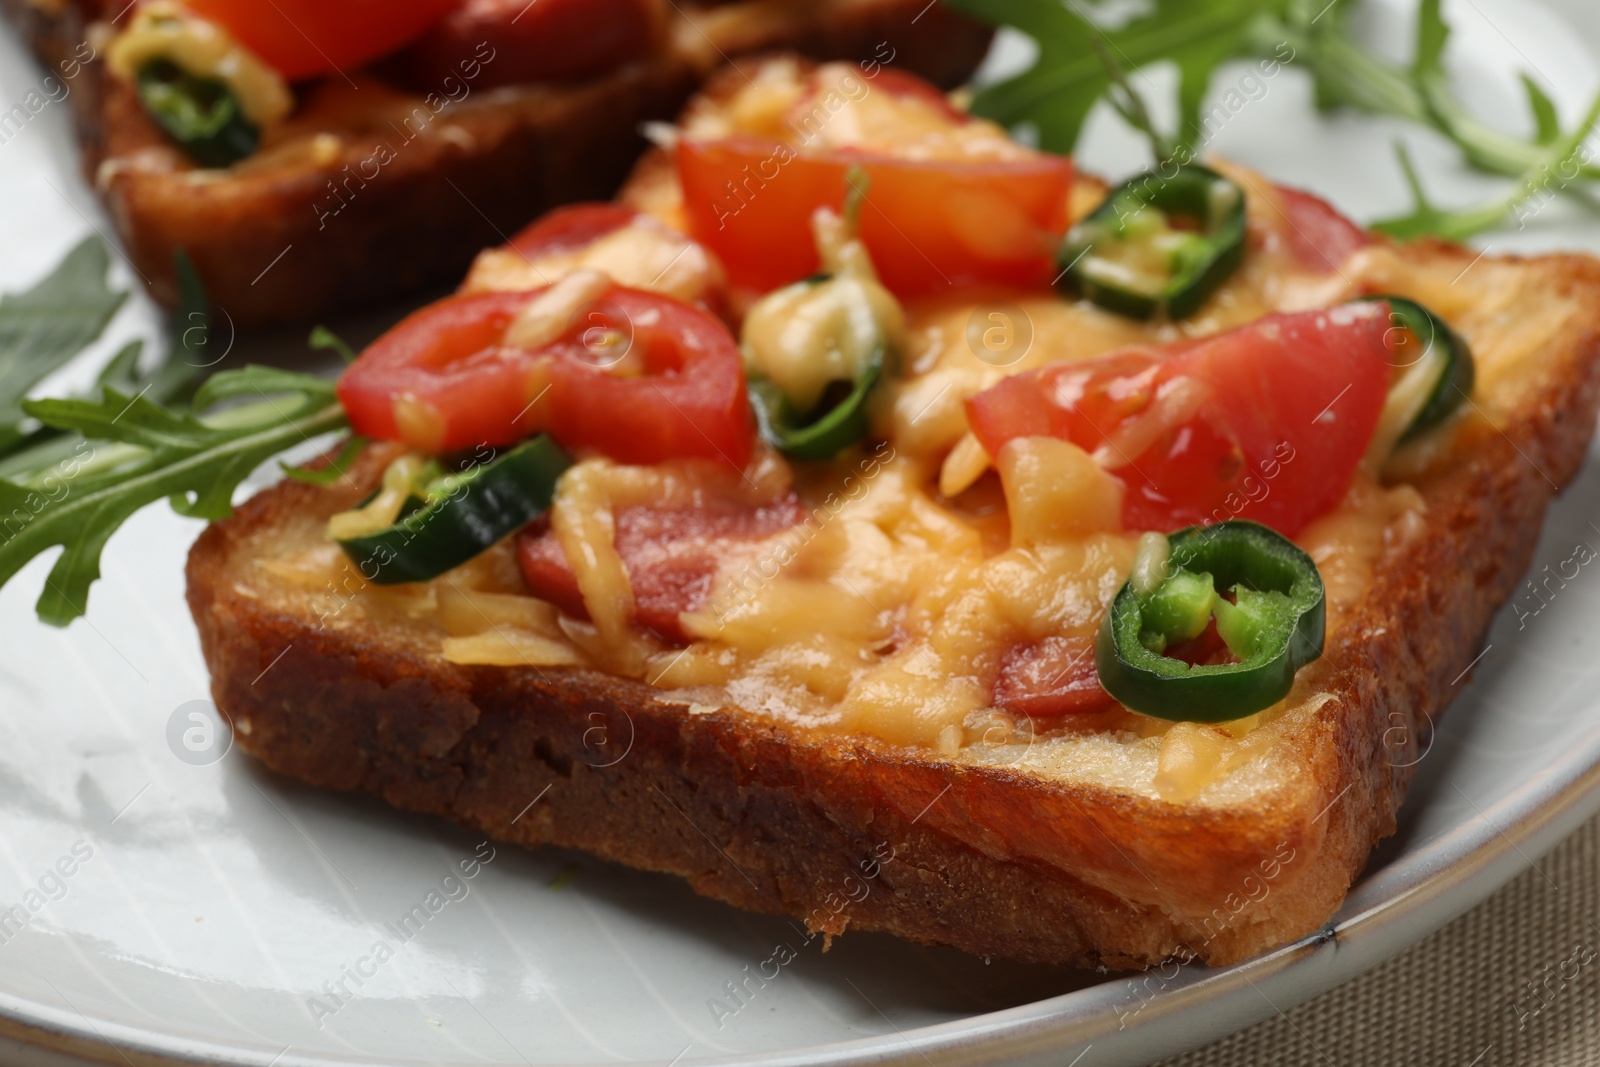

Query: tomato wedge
<box><xmin>401</xmin><ymin>0</ymin><xmax>664</xmax><ymax>90</ymax></box>
<box><xmin>182</xmin><ymin>0</ymin><xmax>458</xmax><ymax>81</ymax></box>
<box><xmin>675</xmin><ymin>68</ymin><xmax>1074</xmax><ymax>296</ymax></box>
<box><xmin>966</xmin><ymin>304</ymin><xmax>1394</xmax><ymax>535</ymax></box>
<box><xmin>339</xmin><ymin>286</ymin><xmax>753</xmax><ymax>467</ymax></box>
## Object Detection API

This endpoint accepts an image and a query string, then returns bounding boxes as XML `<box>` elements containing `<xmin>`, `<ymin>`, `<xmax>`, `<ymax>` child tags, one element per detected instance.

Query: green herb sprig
<box><xmin>947</xmin><ymin>0</ymin><xmax>1600</xmax><ymax>239</ymax></box>
<box><xmin>0</xmin><ymin>241</ymin><xmax>354</xmax><ymax>625</ymax></box>
<box><xmin>0</xmin><ymin>366</ymin><xmax>348</xmax><ymax>625</ymax></box>
<box><xmin>0</xmin><ymin>237</ymin><xmax>126</xmax><ymax>455</ymax></box>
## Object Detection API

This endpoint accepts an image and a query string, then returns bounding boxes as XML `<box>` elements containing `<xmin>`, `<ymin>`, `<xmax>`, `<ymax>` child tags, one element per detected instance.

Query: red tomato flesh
<box><xmin>517</xmin><ymin>496</ymin><xmax>810</xmax><ymax>642</ymax></box>
<box><xmin>338</xmin><ymin>286</ymin><xmax>753</xmax><ymax>467</ymax></box>
<box><xmin>675</xmin><ymin>69</ymin><xmax>1074</xmax><ymax>297</ymax></box>
<box><xmin>967</xmin><ymin>304</ymin><xmax>1394</xmax><ymax>536</ymax></box>
<box><xmin>183</xmin><ymin>0</ymin><xmax>458</xmax><ymax>81</ymax></box>
<box><xmin>401</xmin><ymin>0</ymin><xmax>662</xmax><ymax>90</ymax></box>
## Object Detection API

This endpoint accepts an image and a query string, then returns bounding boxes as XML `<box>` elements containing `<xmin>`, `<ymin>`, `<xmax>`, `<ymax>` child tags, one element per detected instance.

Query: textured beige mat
<box><xmin>1158</xmin><ymin>812</ymin><xmax>1600</xmax><ymax>1066</ymax></box>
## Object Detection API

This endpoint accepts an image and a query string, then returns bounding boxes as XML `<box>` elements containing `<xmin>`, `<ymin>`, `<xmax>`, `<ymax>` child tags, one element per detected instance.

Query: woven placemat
<box><xmin>1156</xmin><ymin>811</ymin><xmax>1600</xmax><ymax>1066</ymax></box>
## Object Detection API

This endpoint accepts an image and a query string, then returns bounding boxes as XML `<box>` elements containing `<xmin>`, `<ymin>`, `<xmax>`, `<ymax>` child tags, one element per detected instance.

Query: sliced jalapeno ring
<box><xmin>1359</xmin><ymin>294</ymin><xmax>1475</xmax><ymax>442</ymax></box>
<box><xmin>748</xmin><ymin>343</ymin><xmax>884</xmax><ymax>461</ymax></box>
<box><xmin>337</xmin><ymin>435</ymin><xmax>572</xmax><ymax>585</ymax></box>
<box><xmin>1060</xmin><ymin>164</ymin><xmax>1247</xmax><ymax>322</ymax></box>
<box><xmin>742</xmin><ymin>268</ymin><xmax>895</xmax><ymax>461</ymax></box>
<box><xmin>136</xmin><ymin>58</ymin><xmax>258</xmax><ymax>169</ymax></box>
<box><xmin>740</xmin><ymin>168</ymin><xmax>901</xmax><ymax>460</ymax></box>
<box><xmin>1095</xmin><ymin>520</ymin><xmax>1325</xmax><ymax>722</ymax></box>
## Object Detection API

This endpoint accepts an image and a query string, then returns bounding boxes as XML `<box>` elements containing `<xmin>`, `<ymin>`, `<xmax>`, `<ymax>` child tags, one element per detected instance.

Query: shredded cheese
<box><xmin>437</xmin><ymin>584</ymin><xmax>564</xmax><ymax>638</ymax></box>
<box><xmin>937</xmin><ymin>432</ymin><xmax>990</xmax><ymax>498</ymax></box>
<box><xmin>326</xmin><ymin>453</ymin><xmax>425</xmax><ymax>541</ymax></box>
<box><xmin>443</xmin><ymin>629</ymin><xmax>587</xmax><ymax>667</ymax></box>
<box><xmin>504</xmin><ymin>270</ymin><xmax>614</xmax><ymax>351</ymax></box>
<box><xmin>1091</xmin><ymin>375</ymin><xmax>1211</xmax><ymax>470</ymax></box>
<box><xmin>549</xmin><ymin>461</ymin><xmax>637</xmax><ymax>671</ymax></box>
<box><xmin>997</xmin><ymin>437</ymin><xmax>1124</xmax><ymax>545</ymax></box>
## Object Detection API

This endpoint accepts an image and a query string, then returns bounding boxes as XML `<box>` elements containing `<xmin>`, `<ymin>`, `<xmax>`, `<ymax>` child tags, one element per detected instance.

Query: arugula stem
<box><xmin>12</xmin><ymin>400</ymin><xmax>348</xmax><ymax>493</ymax></box>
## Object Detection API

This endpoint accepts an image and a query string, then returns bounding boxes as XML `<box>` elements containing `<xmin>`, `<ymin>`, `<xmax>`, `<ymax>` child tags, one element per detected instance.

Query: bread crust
<box><xmin>2</xmin><ymin>0</ymin><xmax>990</xmax><ymax>327</ymax></box>
<box><xmin>185</xmin><ymin>238</ymin><xmax>1600</xmax><ymax>967</ymax></box>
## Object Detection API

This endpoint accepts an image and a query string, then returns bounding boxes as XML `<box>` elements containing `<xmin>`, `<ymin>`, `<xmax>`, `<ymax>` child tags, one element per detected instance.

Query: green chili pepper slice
<box><xmin>136</xmin><ymin>59</ymin><xmax>258</xmax><ymax>169</ymax></box>
<box><xmin>1096</xmin><ymin>521</ymin><xmax>1325</xmax><ymax>722</ymax></box>
<box><xmin>748</xmin><ymin>341</ymin><xmax>884</xmax><ymax>461</ymax></box>
<box><xmin>1359</xmin><ymin>294</ymin><xmax>1475</xmax><ymax>442</ymax></box>
<box><xmin>338</xmin><ymin>435</ymin><xmax>571</xmax><ymax>585</ymax></box>
<box><xmin>1059</xmin><ymin>164</ymin><xmax>1247</xmax><ymax>322</ymax></box>
<box><xmin>741</xmin><ymin>168</ymin><xmax>901</xmax><ymax>460</ymax></box>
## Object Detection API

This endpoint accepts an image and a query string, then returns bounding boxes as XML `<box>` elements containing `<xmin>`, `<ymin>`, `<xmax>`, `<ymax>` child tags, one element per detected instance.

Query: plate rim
<box><xmin>7</xmin><ymin>737</ymin><xmax>1600</xmax><ymax>1067</ymax></box>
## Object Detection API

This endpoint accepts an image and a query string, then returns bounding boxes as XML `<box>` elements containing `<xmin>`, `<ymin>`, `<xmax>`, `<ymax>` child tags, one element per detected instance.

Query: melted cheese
<box><xmin>679</xmin><ymin>60</ymin><xmax>1030</xmax><ymax>165</ymax></box>
<box><xmin>996</xmin><ymin>437</ymin><xmax>1123</xmax><ymax>544</ymax></box>
<box><xmin>462</xmin><ymin>218</ymin><xmax>723</xmax><ymax>307</ymax></box>
<box><xmin>443</xmin><ymin>629</ymin><xmax>586</xmax><ymax>667</ymax></box>
<box><xmin>514</xmin><ymin>193</ymin><xmax>1449</xmax><ymax>757</ymax></box>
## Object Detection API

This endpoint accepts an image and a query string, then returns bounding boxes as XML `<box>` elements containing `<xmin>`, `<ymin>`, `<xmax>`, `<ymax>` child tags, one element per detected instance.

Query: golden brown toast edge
<box><xmin>1</xmin><ymin>0</ymin><xmax>991</xmax><ymax>327</ymax></box>
<box><xmin>184</xmin><ymin>235</ymin><xmax>1600</xmax><ymax>967</ymax></box>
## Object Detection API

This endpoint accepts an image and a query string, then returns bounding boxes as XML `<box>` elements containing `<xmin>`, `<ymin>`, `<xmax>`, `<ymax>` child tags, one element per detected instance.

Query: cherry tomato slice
<box><xmin>338</xmin><ymin>286</ymin><xmax>754</xmax><ymax>467</ymax></box>
<box><xmin>967</xmin><ymin>304</ymin><xmax>1394</xmax><ymax>536</ymax></box>
<box><xmin>400</xmin><ymin>0</ymin><xmax>664</xmax><ymax>90</ymax></box>
<box><xmin>182</xmin><ymin>0</ymin><xmax>458</xmax><ymax>81</ymax></box>
<box><xmin>675</xmin><ymin>69</ymin><xmax>1073</xmax><ymax>297</ymax></box>
<box><xmin>505</xmin><ymin>203</ymin><xmax>640</xmax><ymax>258</ymax></box>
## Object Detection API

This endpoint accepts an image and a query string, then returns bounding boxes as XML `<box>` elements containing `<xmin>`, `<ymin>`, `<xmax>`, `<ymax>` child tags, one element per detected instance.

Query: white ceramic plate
<box><xmin>3</xmin><ymin>2</ymin><xmax>1600</xmax><ymax>1065</ymax></box>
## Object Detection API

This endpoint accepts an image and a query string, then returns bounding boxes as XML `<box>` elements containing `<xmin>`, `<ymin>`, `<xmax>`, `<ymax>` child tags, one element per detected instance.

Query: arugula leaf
<box><xmin>1273</xmin><ymin>0</ymin><xmax>1600</xmax><ymax>184</ymax></box>
<box><xmin>281</xmin><ymin>434</ymin><xmax>366</xmax><ymax>485</ymax></box>
<box><xmin>94</xmin><ymin>340</ymin><xmax>147</xmax><ymax>394</ymax></box>
<box><xmin>947</xmin><ymin>0</ymin><xmax>1290</xmax><ymax>155</ymax></box>
<box><xmin>1370</xmin><ymin>142</ymin><xmax>1509</xmax><ymax>240</ymax></box>
<box><xmin>144</xmin><ymin>249</ymin><xmax>210</xmax><ymax>404</ymax></box>
<box><xmin>965</xmin><ymin>0</ymin><xmax>1600</xmax><ymax>239</ymax></box>
<box><xmin>1374</xmin><ymin>90</ymin><xmax>1600</xmax><ymax>239</ymax></box>
<box><xmin>0</xmin><ymin>246</ymin><xmax>213</xmax><ymax>478</ymax></box>
<box><xmin>1092</xmin><ymin>38</ymin><xmax>1179</xmax><ymax>163</ymax></box>
<box><xmin>1410</xmin><ymin>0</ymin><xmax>1448</xmax><ymax>80</ymax></box>
<box><xmin>0</xmin><ymin>237</ymin><xmax>127</xmax><ymax>454</ymax></box>
<box><xmin>0</xmin><ymin>365</ymin><xmax>346</xmax><ymax>625</ymax></box>
<box><xmin>309</xmin><ymin>325</ymin><xmax>359</xmax><ymax>365</ymax></box>
<box><xmin>1522</xmin><ymin>75</ymin><xmax>1561</xmax><ymax>145</ymax></box>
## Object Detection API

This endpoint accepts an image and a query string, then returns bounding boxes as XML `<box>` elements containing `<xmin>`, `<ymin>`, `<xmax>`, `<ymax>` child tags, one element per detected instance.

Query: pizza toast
<box><xmin>1</xmin><ymin>0</ymin><xmax>989</xmax><ymax>327</ymax></box>
<box><xmin>181</xmin><ymin>57</ymin><xmax>1600</xmax><ymax>968</ymax></box>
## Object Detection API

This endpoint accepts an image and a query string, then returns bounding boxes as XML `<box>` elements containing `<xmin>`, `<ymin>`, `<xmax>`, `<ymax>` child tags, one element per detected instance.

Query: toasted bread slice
<box><xmin>1</xmin><ymin>0</ymin><xmax>989</xmax><ymax>327</ymax></box>
<box><xmin>185</xmin><ymin>216</ymin><xmax>1600</xmax><ymax>967</ymax></box>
